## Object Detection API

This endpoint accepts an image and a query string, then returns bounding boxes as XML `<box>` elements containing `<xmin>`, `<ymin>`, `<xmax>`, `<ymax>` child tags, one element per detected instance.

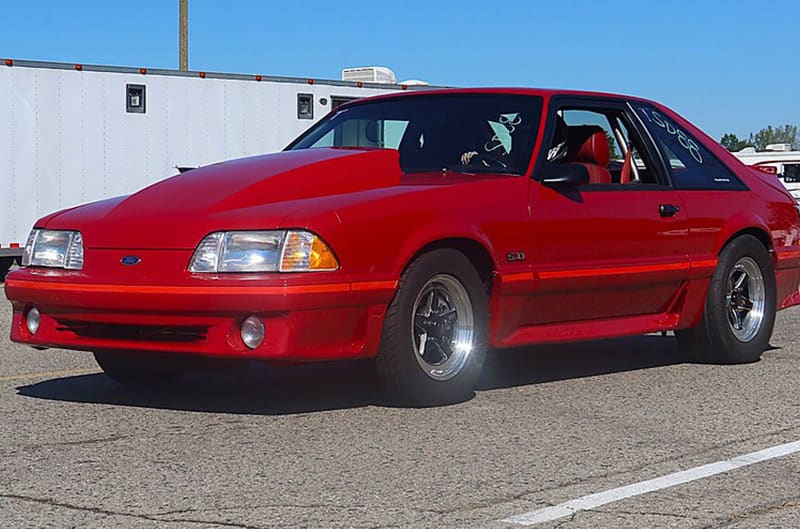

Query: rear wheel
<box><xmin>94</xmin><ymin>351</ymin><xmax>185</xmax><ymax>387</ymax></box>
<box><xmin>677</xmin><ymin>235</ymin><xmax>776</xmax><ymax>363</ymax></box>
<box><xmin>376</xmin><ymin>249</ymin><xmax>489</xmax><ymax>406</ymax></box>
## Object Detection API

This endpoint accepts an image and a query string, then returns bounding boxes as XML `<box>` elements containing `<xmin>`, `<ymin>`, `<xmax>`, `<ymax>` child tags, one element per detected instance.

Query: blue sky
<box><xmin>1</xmin><ymin>0</ymin><xmax>797</xmax><ymax>140</ymax></box>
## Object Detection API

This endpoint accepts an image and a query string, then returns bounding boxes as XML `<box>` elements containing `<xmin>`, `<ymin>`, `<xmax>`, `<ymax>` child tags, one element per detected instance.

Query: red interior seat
<box><xmin>565</xmin><ymin>125</ymin><xmax>612</xmax><ymax>184</ymax></box>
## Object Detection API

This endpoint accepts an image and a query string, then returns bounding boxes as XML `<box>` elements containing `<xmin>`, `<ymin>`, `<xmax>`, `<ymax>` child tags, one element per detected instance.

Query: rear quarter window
<box><xmin>634</xmin><ymin>104</ymin><xmax>747</xmax><ymax>191</ymax></box>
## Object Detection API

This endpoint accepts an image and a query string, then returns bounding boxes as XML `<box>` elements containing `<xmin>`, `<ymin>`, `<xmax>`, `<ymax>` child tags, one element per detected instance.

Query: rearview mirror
<box><xmin>539</xmin><ymin>163</ymin><xmax>589</xmax><ymax>187</ymax></box>
<box><xmin>364</xmin><ymin>120</ymin><xmax>379</xmax><ymax>144</ymax></box>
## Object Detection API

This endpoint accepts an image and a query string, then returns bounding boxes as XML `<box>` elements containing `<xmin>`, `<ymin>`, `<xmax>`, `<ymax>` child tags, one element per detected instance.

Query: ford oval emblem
<box><xmin>121</xmin><ymin>255</ymin><xmax>141</xmax><ymax>266</ymax></box>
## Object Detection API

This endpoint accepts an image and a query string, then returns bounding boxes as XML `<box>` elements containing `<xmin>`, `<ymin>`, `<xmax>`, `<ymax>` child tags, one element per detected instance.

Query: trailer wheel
<box><xmin>0</xmin><ymin>257</ymin><xmax>13</xmax><ymax>282</ymax></box>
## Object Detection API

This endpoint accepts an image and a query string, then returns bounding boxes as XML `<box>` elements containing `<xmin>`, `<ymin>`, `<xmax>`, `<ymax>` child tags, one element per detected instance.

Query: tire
<box><xmin>94</xmin><ymin>351</ymin><xmax>185</xmax><ymax>388</ymax></box>
<box><xmin>676</xmin><ymin>235</ymin><xmax>776</xmax><ymax>364</ymax></box>
<box><xmin>376</xmin><ymin>249</ymin><xmax>489</xmax><ymax>406</ymax></box>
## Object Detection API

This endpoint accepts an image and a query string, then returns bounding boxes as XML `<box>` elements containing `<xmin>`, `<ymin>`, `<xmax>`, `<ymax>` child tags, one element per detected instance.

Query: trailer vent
<box><xmin>331</xmin><ymin>96</ymin><xmax>357</xmax><ymax>111</ymax></box>
<box><xmin>342</xmin><ymin>66</ymin><xmax>397</xmax><ymax>84</ymax></box>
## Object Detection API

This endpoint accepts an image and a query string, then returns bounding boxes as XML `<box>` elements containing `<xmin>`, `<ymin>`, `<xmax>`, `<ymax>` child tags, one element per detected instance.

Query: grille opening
<box><xmin>56</xmin><ymin>320</ymin><xmax>209</xmax><ymax>343</ymax></box>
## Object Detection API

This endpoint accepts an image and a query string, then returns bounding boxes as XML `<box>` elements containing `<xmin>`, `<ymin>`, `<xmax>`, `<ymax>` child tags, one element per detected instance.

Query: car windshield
<box><xmin>287</xmin><ymin>94</ymin><xmax>543</xmax><ymax>175</ymax></box>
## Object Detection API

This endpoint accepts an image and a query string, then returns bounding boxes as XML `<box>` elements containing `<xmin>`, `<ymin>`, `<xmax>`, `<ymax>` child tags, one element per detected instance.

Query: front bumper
<box><xmin>4</xmin><ymin>270</ymin><xmax>397</xmax><ymax>361</ymax></box>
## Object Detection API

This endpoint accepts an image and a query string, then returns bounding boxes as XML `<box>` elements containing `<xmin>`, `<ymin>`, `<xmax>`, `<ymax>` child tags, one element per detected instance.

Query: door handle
<box><xmin>659</xmin><ymin>204</ymin><xmax>680</xmax><ymax>217</ymax></box>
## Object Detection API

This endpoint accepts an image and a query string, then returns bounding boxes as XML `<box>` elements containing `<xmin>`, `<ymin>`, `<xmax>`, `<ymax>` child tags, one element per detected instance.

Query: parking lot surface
<box><xmin>2</xmin><ymin>293</ymin><xmax>800</xmax><ymax>529</ymax></box>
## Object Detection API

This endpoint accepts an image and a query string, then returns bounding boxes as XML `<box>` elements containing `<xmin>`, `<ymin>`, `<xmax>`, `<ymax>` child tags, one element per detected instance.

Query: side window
<box><xmin>784</xmin><ymin>163</ymin><xmax>800</xmax><ymax>183</ymax></box>
<box><xmin>634</xmin><ymin>104</ymin><xmax>746</xmax><ymax>190</ymax></box>
<box><xmin>380</xmin><ymin>120</ymin><xmax>410</xmax><ymax>149</ymax></box>
<box><xmin>548</xmin><ymin>107</ymin><xmax>661</xmax><ymax>185</ymax></box>
<box><xmin>306</xmin><ymin>119</ymin><xmax>410</xmax><ymax>149</ymax></box>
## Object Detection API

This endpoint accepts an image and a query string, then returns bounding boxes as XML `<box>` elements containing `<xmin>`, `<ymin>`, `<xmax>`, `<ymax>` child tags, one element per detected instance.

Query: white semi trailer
<box><xmin>0</xmin><ymin>59</ymin><xmax>424</xmax><ymax>278</ymax></box>
<box><xmin>732</xmin><ymin>144</ymin><xmax>800</xmax><ymax>201</ymax></box>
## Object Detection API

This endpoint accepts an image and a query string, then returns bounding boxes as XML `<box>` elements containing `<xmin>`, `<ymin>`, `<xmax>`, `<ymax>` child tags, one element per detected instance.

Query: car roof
<box><xmin>343</xmin><ymin>87</ymin><xmax>657</xmax><ymax>107</ymax></box>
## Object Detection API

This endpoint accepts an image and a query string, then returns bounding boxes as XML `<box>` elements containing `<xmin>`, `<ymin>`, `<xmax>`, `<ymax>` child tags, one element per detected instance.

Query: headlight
<box><xmin>21</xmin><ymin>229</ymin><xmax>84</xmax><ymax>270</ymax></box>
<box><xmin>188</xmin><ymin>230</ymin><xmax>339</xmax><ymax>273</ymax></box>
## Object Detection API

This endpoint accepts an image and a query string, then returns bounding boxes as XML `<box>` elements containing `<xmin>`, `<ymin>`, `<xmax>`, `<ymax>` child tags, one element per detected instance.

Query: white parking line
<box><xmin>502</xmin><ymin>440</ymin><xmax>800</xmax><ymax>526</ymax></box>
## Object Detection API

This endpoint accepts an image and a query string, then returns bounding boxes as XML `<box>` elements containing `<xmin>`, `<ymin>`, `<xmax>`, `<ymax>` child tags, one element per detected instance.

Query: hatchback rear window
<box><xmin>633</xmin><ymin>104</ymin><xmax>746</xmax><ymax>190</ymax></box>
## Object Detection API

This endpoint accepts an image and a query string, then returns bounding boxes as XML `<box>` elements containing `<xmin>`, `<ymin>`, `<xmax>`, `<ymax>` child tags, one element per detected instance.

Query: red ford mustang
<box><xmin>6</xmin><ymin>88</ymin><xmax>800</xmax><ymax>405</ymax></box>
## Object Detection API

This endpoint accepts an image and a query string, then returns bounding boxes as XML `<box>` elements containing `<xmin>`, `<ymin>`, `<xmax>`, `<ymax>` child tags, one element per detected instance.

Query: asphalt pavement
<box><xmin>2</xmin><ymin>290</ymin><xmax>800</xmax><ymax>529</ymax></box>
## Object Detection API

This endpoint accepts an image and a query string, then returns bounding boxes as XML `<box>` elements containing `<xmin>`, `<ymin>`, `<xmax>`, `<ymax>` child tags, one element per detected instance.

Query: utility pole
<box><xmin>179</xmin><ymin>0</ymin><xmax>188</xmax><ymax>71</ymax></box>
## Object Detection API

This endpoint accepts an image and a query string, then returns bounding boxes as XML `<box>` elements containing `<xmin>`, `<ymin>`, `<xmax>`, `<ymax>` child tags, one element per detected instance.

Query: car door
<box><xmin>521</xmin><ymin>98</ymin><xmax>689</xmax><ymax>326</ymax></box>
<box><xmin>631</xmin><ymin>101</ymin><xmax>751</xmax><ymax>274</ymax></box>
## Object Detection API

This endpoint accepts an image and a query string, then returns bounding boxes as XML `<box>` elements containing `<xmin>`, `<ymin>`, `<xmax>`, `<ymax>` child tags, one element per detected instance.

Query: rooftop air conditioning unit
<box><xmin>766</xmin><ymin>143</ymin><xmax>793</xmax><ymax>152</ymax></box>
<box><xmin>342</xmin><ymin>66</ymin><xmax>397</xmax><ymax>84</ymax></box>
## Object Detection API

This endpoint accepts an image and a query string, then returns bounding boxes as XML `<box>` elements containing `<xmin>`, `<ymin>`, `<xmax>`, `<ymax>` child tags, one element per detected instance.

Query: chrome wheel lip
<box><xmin>726</xmin><ymin>256</ymin><xmax>766</xmax><ymax>342</ymax></box>
<box><xmin>411</xmin><ymin>274</ymin><xmax>475</xmax><ymax>381</ymax></box>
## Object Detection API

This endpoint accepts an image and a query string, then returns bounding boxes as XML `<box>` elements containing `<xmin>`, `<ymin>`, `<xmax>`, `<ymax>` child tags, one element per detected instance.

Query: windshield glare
<box><xmin>287</xmin><ymin>94</ymin><xmax>543</xmax><ymax>175</ymax></box>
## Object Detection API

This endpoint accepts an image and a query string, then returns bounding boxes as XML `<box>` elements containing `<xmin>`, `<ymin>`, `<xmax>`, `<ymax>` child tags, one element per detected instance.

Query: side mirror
<box><xmin>539</xmin><ymin>163</ymin><xmax>589</xmax><ymax>187</ymax></box>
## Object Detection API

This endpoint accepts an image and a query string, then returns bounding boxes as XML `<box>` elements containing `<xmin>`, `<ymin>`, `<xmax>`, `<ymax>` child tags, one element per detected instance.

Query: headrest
<box><xmin>566</xmin><ymin>125</ymin><xmax>610</xmax><ymax>167</ymax></box>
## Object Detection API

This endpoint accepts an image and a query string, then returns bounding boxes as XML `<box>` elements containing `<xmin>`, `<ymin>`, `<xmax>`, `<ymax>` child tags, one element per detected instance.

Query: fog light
<box><xmin>240</xmin><ymin>316</ymin><xmax>265</xmax><ymax>349</ymax></box>
<box><xmin>26</xmin><ymin>308</ymin><xmax>41</xmax><ymax>335</ymax></box>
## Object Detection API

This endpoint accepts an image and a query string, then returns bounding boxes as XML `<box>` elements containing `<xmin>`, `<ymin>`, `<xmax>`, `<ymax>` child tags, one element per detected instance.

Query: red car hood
<box><xmin>44</xmin><ymin>148</ymin><xmax>403</xmax><ymax>249</ymax></box>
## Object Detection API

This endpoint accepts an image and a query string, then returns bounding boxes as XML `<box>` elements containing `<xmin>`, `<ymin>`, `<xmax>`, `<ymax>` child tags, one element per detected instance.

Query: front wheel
<box><xmin>94</xmin><ymin>351</ymin><xmax>185</xmax><ymax>387</ymax></box>
<box><xmin>677</xmin><ymin>235</ymin><xmax>776</xmax><ymax>364</ymax></box>
<box><xmin>376</xmin><ymin>249</ymin><xmax>489</xmax><ymax>406</ymax></box>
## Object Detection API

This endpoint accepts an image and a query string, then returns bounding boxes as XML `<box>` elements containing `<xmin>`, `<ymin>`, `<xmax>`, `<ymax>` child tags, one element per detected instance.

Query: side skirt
<box><xmin>494</xmin><ymin>311</ymin><xmax>681</xmax><ymax>348</ymax></box>
<box><xmin>491</xmin><ymin>281</ymin><xmax>703</xmax><ymax>348</ymax></box>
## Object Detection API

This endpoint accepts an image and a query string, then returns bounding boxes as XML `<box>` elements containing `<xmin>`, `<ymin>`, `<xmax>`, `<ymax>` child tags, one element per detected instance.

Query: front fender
<box><xmin>388</xmin><ymin>220</ymin><xmax>500</xmax><ymax>277</ymax></box>
<box><xmin>283</xmin><ymin>176</ymin><xmax>531</xmax><ymax>281</ymax></box>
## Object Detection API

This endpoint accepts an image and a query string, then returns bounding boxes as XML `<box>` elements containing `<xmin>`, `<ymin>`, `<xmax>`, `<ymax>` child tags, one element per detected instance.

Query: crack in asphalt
<box><xmin>153</xmin><ymin>505</ymin><xmax>446</xmax><ymax>529</ymax></box>
<box><xmin>4</xmin><ymin>426</ymin><xmax>800</xmax><ymax>528</ymax></box>
<box><xmin>706</xmin><ymin>494</ymin><xmax>800</xmax><ymax>528</ymax></box>
<box><xmin>554</xmin><ymin>514</ymin><xmax>575</xmax><ymax>528</ymax></box>
<box><xmin>512</xmin><ymin>493</ymin><xmax>800</xmax><ymax>527</ymax></box>
<box><xmin>426</xmin><ymin>490</ymin><xmax>539</xmax><ymax>516</ymax></box>
<box><xmin>2</xmin><ymin>492</ymin><xmax>439</xmax><ymax>529</ymax></box>
<box><xmin>152</xmin><ymin>503</ymin><xmax>343</xmax><ymax>516</ymax></box>
<box><xmin>591</xmin><ymin>508</ymin><xmax>701</xmax><ymax>521</ymax></box>
<box><xmin>22</xmin><ymin>434</ymin><xmax>131</xmax><ymax>449</ymax></box>
<box><xmin>549</xmin><ymin>507</ymin><xmax>700</xmax><ymax>528</ymax></box>
<box><xmin>537</xmin><ymin>423</ymin><xmax>800</xmax><ymax>494</ymax></box>
<box><xmin>0</xmin><ymin>435</ymin><xmax>133</xmax><ymax>459</ymax></box>
<box><xmin>427</xmin><ymin>426</ymin><xmax>800</xmax><ymax>525</ymax></box>
<box><xmin>490</xmin><ymin>423</ymin><xmax>800</xmax><ymax>516</ymax></box>
<box><xmin>0</xmin><ymin>492</ymin><xmax>266</xmax><ymax>529</ymax></box>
